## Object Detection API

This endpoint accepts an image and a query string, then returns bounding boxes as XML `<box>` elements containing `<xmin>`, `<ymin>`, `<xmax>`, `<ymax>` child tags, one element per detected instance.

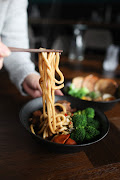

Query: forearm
<box><xmin>2</xmin><ymin>0</ymin><xmax>39</xmax><ymax>95</ymax></box>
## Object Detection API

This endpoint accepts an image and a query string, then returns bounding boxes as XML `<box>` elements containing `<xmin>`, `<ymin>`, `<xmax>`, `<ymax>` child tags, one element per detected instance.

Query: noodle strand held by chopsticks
<box><xmin>37</xmin><ymin>50</ymin><xmax>69</xmax><ymax>139</ymax></box>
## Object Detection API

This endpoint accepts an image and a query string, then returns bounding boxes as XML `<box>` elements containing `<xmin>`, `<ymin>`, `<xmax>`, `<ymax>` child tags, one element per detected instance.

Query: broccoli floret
<box><xmin>70</xmin><ymin>127</ymin><xmax>86</xmax><ymax>142</ymax></box>
<box><xmin>87</xmin><ymin>117</ymin><xmax>100</xmax><ymax>129</ymax></box>
<box><xmin>88</xmin><ymin>91</ymin><xmax>101</xmax><ymax>99</ymax></box>
<box><xmin>70</xmin><ymin>131</ymin><xmax>75</xmax><ymax>140</ymax></box>
<box><xmin>68</xmin><ymin>86</ymin><xmax>89</xmax><ymax>99</ymax></box>
<box><xmin>68</xmin><ymin>84</ymin><xmax>79</xmax><ymax>96</ymax></box>
<box><xmin>85</xmin><ymin>126</ymin><xmax>100</xmax><ymax>141</ymax></box>
<box><xmin>74</xmin><ymin>110</ymin><xmax>81</xmax><ymax>116</ymax></box>
<box><xmin>69</xmin><ymin>83</ymin><xmax>75</xmax><ymax>90</ymax></box>
<box><xmin>72</xmin><ymin>114</ymin><xmax>87</xmax><ymax>128</ymax></box>
<box><xmin>75</xmin><ymin>87</ymin><xmax>89</xmax><ymax>98</ymax></box>
<box><xmin>71</xmin><ymin>107</ymin><xmax>101</xmax><ymax>144</ymax></box>
<box><xmin>68</xmin><ymin>88</ymin><xmax>79</xmax><ymax>96</ymax></box>
<box><xmin>82</xmin><ymin>108</ymin><xmax>95</xmax><ymax>118</ymax></box>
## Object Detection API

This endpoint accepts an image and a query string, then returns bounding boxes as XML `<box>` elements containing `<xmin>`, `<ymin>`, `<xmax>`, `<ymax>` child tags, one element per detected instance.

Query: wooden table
<box><xmin>0</xmin><ymin>56</ymin><xmax>120</xmax><ymax>180</ymax></box>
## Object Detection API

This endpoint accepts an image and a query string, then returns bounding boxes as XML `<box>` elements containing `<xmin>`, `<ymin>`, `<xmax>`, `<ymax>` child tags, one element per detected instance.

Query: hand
<box><xmin>55</xmin><ymin>89</ymin><xmax>63</xmax><ymax>96</ymax></box>
<box><xmin>0</xmin><ymin>41</ymin><xmax>11</xmax><ymax>69</ymax></box>
<box><xmin>22</xmin><ymin>74</ymin><xmax>63</xmax><ymax>98</ymax></box>
<box><xmin>22</xmin><ymin>74</ymin><xmax>42</xmax><ymax>98</ymax></box>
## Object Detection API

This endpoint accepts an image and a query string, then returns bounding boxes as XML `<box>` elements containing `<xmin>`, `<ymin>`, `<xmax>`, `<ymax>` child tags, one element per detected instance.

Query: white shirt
<box><xmin>0</xmin><ymin>0</ymin><xmax>39</xmax><ymax>95</ymax></box>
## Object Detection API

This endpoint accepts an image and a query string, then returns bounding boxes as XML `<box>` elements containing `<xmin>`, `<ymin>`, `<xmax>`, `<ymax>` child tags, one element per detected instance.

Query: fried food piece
<box><xmin>72</xmin><ymin>76</ymin><xmax>84</xmax><ymax>89</ymax></box>
<box><xmin>55</xmin><ymin>100</ymin><xmax>76</xmax><ymax>113</ymax></box>
<box><xmin>82</xmin><ymin>74</ymin><xmax>99</xmax><ymax>92</ymax></box>
<box><xmin>94</xmin><ymin>96</ymin><xmax>103</xmax><ymax>102</ymax></box>
<box><xmin>32</xmin><ymin>110</ymin><xmax>42</xmax><ymax>124</ymax></box>
<box><xmin>94</xmin><ymin>78</ymin><xmax>118</xmax><ymax>95</ymax></box>
<box><xmin>33</xmin><ymin>110</ymin><xmax>42</xmax><ymax>117</ymax></box>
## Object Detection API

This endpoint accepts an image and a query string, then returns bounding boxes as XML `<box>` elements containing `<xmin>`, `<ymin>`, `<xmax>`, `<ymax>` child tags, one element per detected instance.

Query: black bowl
<box><xmin>63</xmin><ymin>82</ymin><xmax>120</xmax><ymax>112</ymax></box>
<box><xmin>19</xmin><ymin>96</ymin><xmax>110</xmax><ymax>153</ymax></box>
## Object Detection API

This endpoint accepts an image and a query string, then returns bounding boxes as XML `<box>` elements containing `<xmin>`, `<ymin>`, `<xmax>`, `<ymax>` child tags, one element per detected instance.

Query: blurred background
<box><xmin>27</xmin><ymin>0</ymin><xmax>120</xmax><ymax>75</ymax></box>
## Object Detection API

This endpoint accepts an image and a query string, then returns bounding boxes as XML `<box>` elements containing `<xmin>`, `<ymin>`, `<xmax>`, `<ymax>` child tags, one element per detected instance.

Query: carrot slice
<box><xmin>53</xmin><ymin>134</ymin><xmax>70</xmax><ymax>144</ymax></box>
<box><xmin>65</xmin><ymin>138</ymin><xmax>77</xmax><ymax>145</ymax></box>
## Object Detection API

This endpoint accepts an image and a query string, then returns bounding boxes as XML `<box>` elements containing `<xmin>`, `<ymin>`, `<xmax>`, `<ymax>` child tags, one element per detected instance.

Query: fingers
<box><xmin>55</xmin><ymin>89</ymin><xmax>64</xmax><ymax>96</ymax></box>
<box><xmin>22</xmin><ymin>74</ymin><xmax>64</xmax><ymax>98</ymax></box>
<box><xmin>0</xmin><ymin>42</ymin><xmax>11</xmax><ymax>69</ymax></box>
<box><xmin>23</xmin><ymin>81</ymin><xmax>42</xmax><ymax>98</ymax></box>
<box><xmin>0</xmin><ymin>58</ymin><xmax>3</xmax><ymax>69</ymax></box>
<box><xmin>0</xmin><ymin>42</ymin><xmax>11</xmax><ymax>57</ymax></box>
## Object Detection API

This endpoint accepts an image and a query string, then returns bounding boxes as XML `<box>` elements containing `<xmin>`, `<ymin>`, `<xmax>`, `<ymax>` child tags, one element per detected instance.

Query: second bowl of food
<box><xmin>64</xmin><ymin>74</ymin><xmax>120</xmax><ymax>112</ymax></box>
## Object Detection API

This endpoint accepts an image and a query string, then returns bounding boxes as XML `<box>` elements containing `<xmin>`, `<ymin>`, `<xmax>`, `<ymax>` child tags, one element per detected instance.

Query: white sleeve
<box><xmin>2</xmin><ymin>0</ymin><xmax>39</xmax><ymax>95</ymax></box>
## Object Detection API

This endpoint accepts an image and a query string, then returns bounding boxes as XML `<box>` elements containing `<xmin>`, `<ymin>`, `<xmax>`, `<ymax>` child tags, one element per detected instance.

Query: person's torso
<box><xmin>0</xmin><ymin>0</ymin><xmax>9</xmax><ymax>35</ymax></box>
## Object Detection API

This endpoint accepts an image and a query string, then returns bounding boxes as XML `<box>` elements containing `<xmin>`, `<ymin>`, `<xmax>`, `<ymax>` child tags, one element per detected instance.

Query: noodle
<box><xmin>30</xmin><ymin>124</ymin><xmax>35</xmax><ymax>135</ymax></box>
<box><xmin>36</xmin><ymin>50</ymin><xmax>69</xmax><ymax>139</ymax></box>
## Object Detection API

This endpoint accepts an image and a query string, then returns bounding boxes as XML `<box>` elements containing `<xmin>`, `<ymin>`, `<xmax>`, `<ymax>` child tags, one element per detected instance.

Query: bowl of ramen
<box><xmin>19</xmin><ymin>95</ymin><xmax>109</xmax><ymax>153</ymax></box>
<box><xmin>63</xmin><ymin>74</ymin><xmax>120</xmax><ymax>112</ymax></box>
<box><xmin>19</xmin><ymin>50</ymin><xmax>109</xmax><ymax>153</ymax></box>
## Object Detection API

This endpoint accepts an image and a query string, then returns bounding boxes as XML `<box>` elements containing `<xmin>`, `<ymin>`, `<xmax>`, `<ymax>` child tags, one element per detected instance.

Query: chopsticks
<box><xmin>8</xmin><ymin>47</ymin><xmax>63</xmax><ymax>53</ymax></box>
